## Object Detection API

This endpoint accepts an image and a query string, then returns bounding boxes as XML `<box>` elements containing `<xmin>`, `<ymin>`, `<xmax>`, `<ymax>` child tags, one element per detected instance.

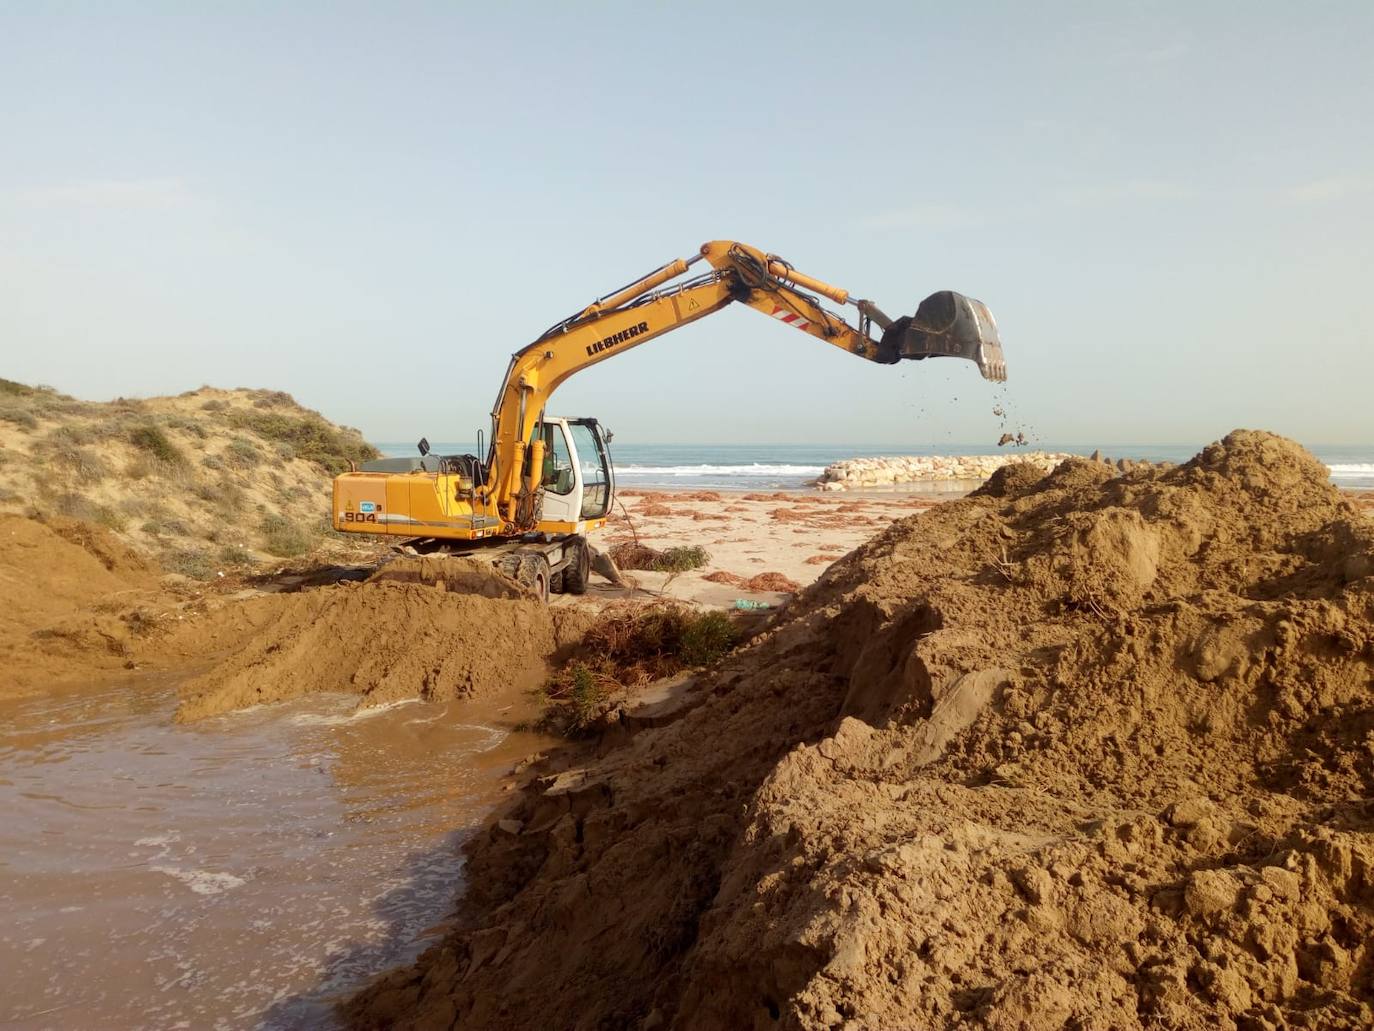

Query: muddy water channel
<box><xmin>0</xmin><ymin>680</ymin><xmax>548</xmax><ymax>1029</ymax></box>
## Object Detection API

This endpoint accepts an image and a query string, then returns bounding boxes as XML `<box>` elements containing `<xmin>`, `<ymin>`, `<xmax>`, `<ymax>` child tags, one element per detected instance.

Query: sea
<box><xmin>375</xmin><ymin>441</ymin><xmax>1374</xmax><ymax>493</ymax></box>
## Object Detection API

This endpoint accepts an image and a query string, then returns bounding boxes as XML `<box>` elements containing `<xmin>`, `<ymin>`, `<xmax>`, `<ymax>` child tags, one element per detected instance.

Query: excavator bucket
<box><xmin>881</xmin><ymin>291</ymin><xmax>1007</xmax><ymax>382</ymax></box>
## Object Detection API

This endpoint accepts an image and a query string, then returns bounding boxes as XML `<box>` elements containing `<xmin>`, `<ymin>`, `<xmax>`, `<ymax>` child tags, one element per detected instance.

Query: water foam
<box><xmin>1328</xmin><ymin>463</ymin><xmax>1374</xmax><ymax>478</ymax></box>
<box><xmin>617</xmin><ymin>463</ymin><xmax>824</xmax><ymax>478</ymax></box>
<box><xmin>151</xmin><ymin>866</ymin><xmax>247</xmax><ymax>896</ymax></box>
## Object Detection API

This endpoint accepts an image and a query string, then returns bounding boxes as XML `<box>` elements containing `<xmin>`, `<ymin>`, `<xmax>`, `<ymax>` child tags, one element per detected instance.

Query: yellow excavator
<box><xmin>332</xmin><ymin>239</ymin><xmax>1007</xmax><ymax>598</ymax></box>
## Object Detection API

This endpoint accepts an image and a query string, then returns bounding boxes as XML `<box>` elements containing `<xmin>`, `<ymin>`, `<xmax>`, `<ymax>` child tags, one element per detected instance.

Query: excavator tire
<box><xmin>516</xmin><ymin>552</ymin><xmax>551</xmax><ymax>603</ymax></box>
<box><xmin>563</xmin><ymin>535</ymin><xmax>591</xmax><ymax>595</ymax></box>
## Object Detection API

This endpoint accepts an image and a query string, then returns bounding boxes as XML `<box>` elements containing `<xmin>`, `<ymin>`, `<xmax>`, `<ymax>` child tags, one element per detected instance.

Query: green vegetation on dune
<box><xmin>126</xmin><ymin>425</ymin><xmax>187</xmax><ymax>467</ymax></box>
<box><xmin>226</xmin><ymin>408</ymin><xmax>378</xmax><ymax>474</ymax></box>
<box><xmin>259</xmin><ymin>513</ymin><xmax>313</xmax><ymax>557</ymax></box>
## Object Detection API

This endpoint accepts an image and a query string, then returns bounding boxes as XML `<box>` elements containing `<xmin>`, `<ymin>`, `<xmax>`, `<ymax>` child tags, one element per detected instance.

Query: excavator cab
<box><xmin>533</xmin><ymin>417</ymin><xmax>615</xmax><ymax>532</ymax></box>
<box><xmin>880</xmin><ymin>291</ymin><xmax>1007</xmax><ymax>382</ymax></box>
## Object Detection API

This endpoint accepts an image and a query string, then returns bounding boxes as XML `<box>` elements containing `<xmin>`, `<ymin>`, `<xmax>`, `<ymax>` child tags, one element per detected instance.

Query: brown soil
<box><xmin>0</xmin><ymin>514</ymin><xmax>166</xmax><ymax>696</ymax></box>
<box><xmin>346</xmin><ymin>431</ymin><xmax>1374</xmax><ymax>1030</ymax></box>
<box><xmin>169</xmin><ymin>556</ymin><xmax>561</xmax><ymax>721</ymax></box>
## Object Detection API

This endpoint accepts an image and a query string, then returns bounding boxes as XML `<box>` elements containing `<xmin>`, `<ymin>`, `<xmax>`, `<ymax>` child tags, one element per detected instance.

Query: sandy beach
<box><xmin>572</xmin><ymin>487</ymin><xmax>950</xmax><ymax>608</ymax></box>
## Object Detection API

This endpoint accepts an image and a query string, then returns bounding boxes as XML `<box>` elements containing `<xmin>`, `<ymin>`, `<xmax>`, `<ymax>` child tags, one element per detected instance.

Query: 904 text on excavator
<box><xmin>332</xmin><ymin>239</ymin><xmax>1008</xmax><ymax>599</ymax></box>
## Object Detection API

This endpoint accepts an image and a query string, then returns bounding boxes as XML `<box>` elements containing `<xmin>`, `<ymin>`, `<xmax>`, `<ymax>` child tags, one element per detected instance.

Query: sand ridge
<box><xmin>170</xmin><ymin>556</ymin><xmax>582</xmax><ymax>721</ymax></box>
<box><xmin>346</xmin><ymin>431</ymin><xmax>1374</xmax><ymax>1030</ymax></box>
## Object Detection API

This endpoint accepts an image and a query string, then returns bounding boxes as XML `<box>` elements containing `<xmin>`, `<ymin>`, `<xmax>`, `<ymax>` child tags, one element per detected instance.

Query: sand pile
<box><xmin>347</xmin><ymin>431</ymin><xmax>1374</xmax><ymax>1030</ymax></box>
<box><xmin>0</xmin><ymin>515</ymin><xmax>164</xmax><ymax>696</ymax></box>
<box><xmin>173</xmin><ymin>556</ymin><xmax>559</xmax><ymax>721</ymax></box>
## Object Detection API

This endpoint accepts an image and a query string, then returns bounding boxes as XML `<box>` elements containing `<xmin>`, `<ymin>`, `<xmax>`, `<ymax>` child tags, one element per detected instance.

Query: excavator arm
<box><xmin>486</xmin><ymin>239</ymin><xmax>1007</xmax><ymax>525</ymax></box>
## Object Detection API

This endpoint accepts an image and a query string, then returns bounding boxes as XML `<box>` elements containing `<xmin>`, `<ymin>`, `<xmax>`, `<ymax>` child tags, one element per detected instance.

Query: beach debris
<box><xmin>740</xmin><ymin>571</ymin><xmax>800</xmax><ymax>592</ymax></box>
<box><xmin>608</xmin><ymin>542</ymin><xmax>710</xmax><ymax>573</ymax></box>
<box><xmin>702</xmin><ymin>571</ymin><xmax>746</xmax><ymax>586</ymax></box>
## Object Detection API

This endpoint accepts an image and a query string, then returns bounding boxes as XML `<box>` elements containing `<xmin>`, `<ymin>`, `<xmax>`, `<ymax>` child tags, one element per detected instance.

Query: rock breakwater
<box><xmin>813</xmin><ymin>452</ymin><xmax>1075</xmax><ymax>490</ymax></box>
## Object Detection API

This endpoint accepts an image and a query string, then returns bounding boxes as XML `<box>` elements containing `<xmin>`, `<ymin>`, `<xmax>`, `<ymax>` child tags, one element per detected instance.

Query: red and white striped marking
<box><xmin>769</xmin><ymin>306</ymin><xmax>811</xmax><ymax>331</ymax></box>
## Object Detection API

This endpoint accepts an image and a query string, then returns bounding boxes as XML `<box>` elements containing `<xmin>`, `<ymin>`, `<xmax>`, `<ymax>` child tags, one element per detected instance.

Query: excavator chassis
<box><xmin>393</xmin><ymin>533</ymin><xmax>596</xmax><ymax>602</ymax></box>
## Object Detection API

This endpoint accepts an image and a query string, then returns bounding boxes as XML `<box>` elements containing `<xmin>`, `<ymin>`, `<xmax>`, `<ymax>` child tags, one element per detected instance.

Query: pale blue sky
<box><xmin>2</xmin><ymin>2</ymin><xmax>1371</xmax><ymax>446</ymax></box>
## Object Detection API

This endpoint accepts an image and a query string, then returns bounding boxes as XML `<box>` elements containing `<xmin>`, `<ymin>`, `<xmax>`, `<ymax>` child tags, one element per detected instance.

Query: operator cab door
<box><xmin>534</xmin><ymin>418</ymin><xmax>581</xmax><ymax>526</ymax></box>
<box><xmin>535</xmin><ymin>417</ymin><xmax>613</xmax><ymax>528</ymax></box>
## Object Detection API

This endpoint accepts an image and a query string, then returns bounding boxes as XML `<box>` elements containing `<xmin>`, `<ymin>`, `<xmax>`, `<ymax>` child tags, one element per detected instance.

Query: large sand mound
<box><xmin>347</xmin><ymin>430</ymin><xmax>1374</xmax><ymax>1030</ymax></box>
<box><xmin>173</xmin><ymin>556</ymin><xmax>560</xmax><ymax>721</ymax></box>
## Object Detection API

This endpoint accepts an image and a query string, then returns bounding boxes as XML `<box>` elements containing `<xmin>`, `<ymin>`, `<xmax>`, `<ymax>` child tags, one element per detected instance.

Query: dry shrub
<box><xmin>127</xmin><ymin>424</ymin><xmax>186</xmax><ymax>466</ymax></box>
<box><xmin>679</xmin><ymin>491</ymin><xmax>722</xmax><ymax>502</ymax></box>
<box><xmin>639</xmin><ymin>503</ymin><xmax>672</xmax><ymax>517</ymax></box>
<box><xmin>0</xmin><ymin>405</ymin><xmax>39</xmax><ymax>430</ymax></box>
<box><xmin>609</xmin><ymin>542</ymin><xmax>709</xmax><ymax>573</ymax></box>
<box><xmin>260</xmin><ymin>513</ymin><xmax>313</xmax><ymax>557</ymax></box>
<box><xmin>741</xmin><ymin>571</ymin><xmax>800</xmax><ymax>592</ymax></box>
<box><xmin>227</xmin><ymin>408</ymin><xmax>377</xmax><ymax>474</ymax></box>
<box><xmin>162</xmin><ymin>547</ymin><xmax>217</xmax><ymax>580</ymax></box>
<box><xmin>769</xmin><ymin>507</ymin><xmax>812</xmax><ymax>522</ymax></box>
<box><xmin>608</xmin><ymin>542</ymin><xmax>661</xmax><ymax>569</ymax></box>
<box><xmin>724</xmin><ymin>505</ymin><xmax>748</xmax><ymax>513</ymax></box>
<box><xmin>36</xmin><ymin>435</ymin><xmax>108</xmax><ymax>484</ymax></box>
<box><xmin>43</xmin><ymin>492</ymin><xmax>126</xmax><ymax>531</ymax></box>
<box><xmin>542</xmin><ymin>602</ymin><xmax>740</xmax><ymax>733</ymax></box>
<box><xmin>224</xmin><ymin>437</ymin><xmax>263</xmax><ymax>469</ymax></box>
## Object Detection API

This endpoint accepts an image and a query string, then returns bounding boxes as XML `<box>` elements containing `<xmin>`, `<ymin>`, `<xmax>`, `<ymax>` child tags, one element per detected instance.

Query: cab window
<box><xmin>540</xmin><ymin>425</ymin><xmax>574</xmax><ymax>495</ymax></box>
<box><xmin>569</xmin><ymin>422</ymin><xmax>610</xmax><ymax>519</ymax></box>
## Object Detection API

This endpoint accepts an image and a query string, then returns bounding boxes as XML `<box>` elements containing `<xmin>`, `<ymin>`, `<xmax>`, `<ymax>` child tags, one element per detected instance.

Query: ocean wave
<box><xmin>616</xmin><ymin>463</ymin><xmax>825</xmax><ymax>477</ymax></box>
<box><xmin>1328</xmin><ymin>463</ymin><xmax>1374</xmax><ymax>478</ymax></box>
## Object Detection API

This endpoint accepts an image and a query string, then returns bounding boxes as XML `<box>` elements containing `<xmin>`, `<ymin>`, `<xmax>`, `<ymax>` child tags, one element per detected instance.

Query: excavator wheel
<box><xmin>515</xmin><ymin>552</ymin><xmax>551</xmax><ymax>603</ymax></box>
<box><xmin>563</xmin><ymin>536</ymin><xmax>591</xmax><ymax>595</ymax></box>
